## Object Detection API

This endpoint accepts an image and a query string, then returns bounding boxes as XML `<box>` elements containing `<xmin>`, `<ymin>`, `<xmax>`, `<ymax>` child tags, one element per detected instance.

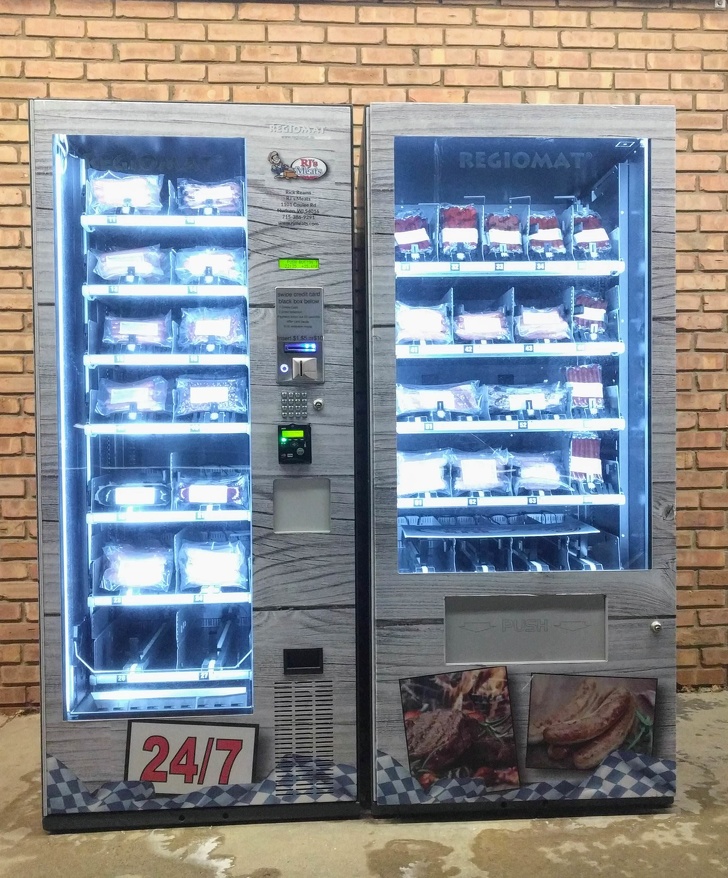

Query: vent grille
<box><xmin>274</xmin><ymin>680</ymin><xmax>334</xmax><ymax>795</ymax></box>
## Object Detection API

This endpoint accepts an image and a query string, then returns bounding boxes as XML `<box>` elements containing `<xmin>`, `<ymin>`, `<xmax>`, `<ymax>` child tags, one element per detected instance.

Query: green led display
<box><xmin>281</xmin><ymin>429</ymin><xmax>305</xmax><ymax>439</ymax></box>
<box><xmin>278</xmin><ymin>258</ymin><xmax>320</xmax><ymax>271</ymax></box>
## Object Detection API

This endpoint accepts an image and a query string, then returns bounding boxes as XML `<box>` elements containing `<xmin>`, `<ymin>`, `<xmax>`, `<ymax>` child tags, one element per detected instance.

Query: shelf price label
<box><xmin>126</xmin><ymin>720</ymin><xmax>257</xmax><ymax>795</ymax></box>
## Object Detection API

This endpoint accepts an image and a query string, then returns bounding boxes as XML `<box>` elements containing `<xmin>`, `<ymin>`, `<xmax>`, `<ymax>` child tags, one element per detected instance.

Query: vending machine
<box><xmin>31</xmin><ymin>100</ymin><xmax>358</xmax><ymax>830</ymax></box>
<box><xmin>365</xmin><ymin>103</ymin><xmax>676</xmax><ymax>814</ymax></box>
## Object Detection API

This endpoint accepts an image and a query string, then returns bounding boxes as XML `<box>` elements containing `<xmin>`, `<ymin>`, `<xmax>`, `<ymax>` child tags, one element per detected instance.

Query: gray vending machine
<box><xmin>31</xmin><ymin>100</ymin><xmax>358</xmax><ymax>830</ymax></box>
<box><xmin>365</xmin><ymin>103</ymin><xmax>676</xmax><ymax>815</ymax></box>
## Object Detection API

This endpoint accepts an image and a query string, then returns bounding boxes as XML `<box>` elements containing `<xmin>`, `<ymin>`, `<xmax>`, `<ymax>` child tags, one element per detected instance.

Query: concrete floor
<box><xmin>1</xmin><ymin>692</ymin><xmax>727</xmax><ymax>878</ymax></box>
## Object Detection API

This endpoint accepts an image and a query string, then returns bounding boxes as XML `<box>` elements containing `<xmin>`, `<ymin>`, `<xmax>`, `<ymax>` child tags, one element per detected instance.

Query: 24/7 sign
<box><xmin>125</xmin><ymin>720</ymin><xmax>258</xmax><ymax>795</ymax></box>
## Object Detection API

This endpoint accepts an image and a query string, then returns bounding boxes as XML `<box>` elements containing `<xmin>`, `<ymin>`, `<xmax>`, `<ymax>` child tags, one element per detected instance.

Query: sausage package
<box><xmin>515</xmin><ymin>305</ymin><xmax>571</xmax><ymax>342</ymax></box>
<box><xmin>485</xmin><ymin>383</ymin><xmax>568</xmax><ymax>417</ymax></box>
<box><xmin>570</xmin><ymin>434</ymin><xmax>604</xmax><ymax>484</ymax></box>
<box><xmin>101</xmin><ymin>543</ymin><xmax>173</xmax><ymax>593</ymax></box>
<box><xmin>102</xmin><ymin>312</ymin><xmax>173</xmax><ymax>349</ymax></box>
<box><xmin>175</xmin><ymin>376</ymin><xmax>247</xmax><ymax>418</ymax></box>
<box><xmin>574</xmin><ymin>292</ymin><xmax>608</xmax><ymax>338</ymax></box>
<box><xmin>86</xmin><ymin>170</ymin><xmax>163</xmax><ymax>215</ymax></box>
<box><xmin>92</xmin><ymin>246</ymin><xmax>169</xmax><ymax>283</ymax></box>
<box><xmin>454</xmin><ymin>307</ymin><xmax>511</xmax><ymax>343</ymax></box>
<box><xmin>566</xmin><ymin>364</ymin><xmax>604</xmax><ymax>412</ymax></box>
<box><xmin>452</xmin><ymin>449</ymin><xmax>511</xmax><ymax>495</ymax></box>
<box><xmin>512</xmin><ymin>452</ymin><xmax>568</xmax><ymax>493</ymax></box>
<box><xmin>178</xmin><ymin>306</ymin><xmax>247</xmax><ymax>350</ymax></box>
<box><xmin>176</xmin><ymin>178</ymin><xmax>243</xmax><ymax>215</ymax></box>
<box><xmin>394</xmin><ymin>210</ymin><xmax>433</xmax><ymax>259</ymax></box>
<box><xmin>397</xmin><ymin>450</ymin><xmax>451</xmax><ymax>496</ymax></box>
<box><xmin>572</xmin><ymin>208</ymin><xmax>612</xmax><ymax>260</ymax></box>
<box><xmin>439</xmin><ymin>205</ymin><xmax>480</xmax><ymax>258</ymax></box>
<box><xmin>485</xmin><ymin>211</ymin><xmax>523</xmax><ymax>260</ymax></box>
<box><xmin>96</xmin><ymin>376</ymin><xmax>169</xmax><ymax>418</ymax></box>
<box><xmin>175</xmin><ymin>471</ymin><xmax>249</xmax><ymax>509</ymax></box>
<box><xmin>528</xmin><ymin>211</ymin><xmax>566</xmax><ymax>259</ymax></box>
<box><xmin>396</xmin><ymin>381</ymin><xmax>484</xmax><ymax>417</ymax></box>
<box><xmin>178</xmin><ymin>538</ymin><xmax>248</xmax><ymax>591</ymax></box>
<box><xmin>174</xmin><ymin>247</ymin><xmax>246</xmax><ymax>285</ymax></box>
<box><xmin>395</xmin><ymin>301</ymin><xmax>452</xmax><ymax>345</ymax></box>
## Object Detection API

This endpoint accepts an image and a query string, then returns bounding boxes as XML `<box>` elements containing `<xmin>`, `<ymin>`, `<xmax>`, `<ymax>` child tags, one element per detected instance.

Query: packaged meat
<box><xmin>566</xmin><ymin>364</ymin><xmax>604</xmax><ymax>411</ymax></box>
<box><xmin>528</xmin><ymin>211</ymin><xmax>566</xmax><ymax>259</ymax></box>
<box><xmin>395</xmin><ymin>301</ymin><xmax>451</xmax><ymax>345</ymax></box>
<box><xmin>395</xmin><ymin>210</ymin><xmax>433</xmax><ymax>259</ymax></box>
<box><xmin>512</xmin><ymin>452</ymin><xmax>568</xmax><ymax>493</ymax></box>
<box><xmin>485</xmin><ymin>383</ymin><xmax>568</xmax><ymax>416</ymax></box>
<box><xmin>175</xmin><ymin>376</ymin><xmax>247</xmax><ymax>418</ymax></box>
<box><xmin>485</xmin><ymin>212</ymin><xmax>523</xmax><ymax>260</ymax></box>
<box><xmin>397</xmin><ymin>450</ymin><xmax>451</xmax><ymax>496</ymax></box>
<box><xmin>176</xmin><ymin>178</ymin><xmax>243</xmax><ymax>215</ymax></box>
<box><xmin>95</xmin><ymin>482</ymin><xmax>170</xmax><ymax>508</ymax></box>
<box><xmin>178</xmin><ymin>306</ymin><xmax>247</xmax><ymax>350</ymax></box>
<box><xmin>86</xmin><ymin>170</ymin><xmax>163</xmax><ymax>215</ymax></box>
<box><xmin>515</xmin><ymin>305</ymin><xmax>571</xmax><ymax>342</ymax></box>
<box><xmin>175</xmin><ymin>471</ymin><xmax>249</xmax><ymax>508</ymax></box>
<box><xmin>574</xmin><ymin>292</ymin><xmax>608</xmax><ymax>338</ymax></box>
<box><xmin>178</xmin><ymin>538</ymin><xmax>247</xmax><ymax>591</ymax></box>
<box><xmin>570</xmin><ymin>434</ymin><xmax>604</xmax><ymax>483</ymax></box>
<box><xmin>452</xmin><ymin>449</ymin><xmax>511</xmax><ymax>495</ymax></box>
<box><xmin>573</xmin><ymin>208</ymin><xmax>612</xmax><ymax>260</ymax></box>
<box><xmin>174</xmin><ymin>247</ymin><xmax>246</xmax><ymax>285</ymax></box>
<box><xmin>95</xmin><ymin>376</ymin><xmax>169</xmax><ymax>418</ymax></box>
<box><xmin>93</xmin><ymin>246</ymin><xmax>169</xmax><ymax>283</ymax></box>
<box><xmin>101</xmin><ymin>543</ymin><xmax>173</xmax><ymax>593</ymax></box>
<box><xmin>454</xmin><ymin>307</ymin><xmax>511</xmax><ymax>343</ymax></box>
<box><xmin>439</xmin><ymin>205</ymin><xmax>479</xmax><ymax>258</ymax></box>
<box><xmin>396</xmin><ymin>382</ymin><xmax>484</xmax><ymax>417</ymax></box>
<box><xmin>102</xmin><ymin>312</ymin><xmax>173</xmax><ymax>349</ymax></box>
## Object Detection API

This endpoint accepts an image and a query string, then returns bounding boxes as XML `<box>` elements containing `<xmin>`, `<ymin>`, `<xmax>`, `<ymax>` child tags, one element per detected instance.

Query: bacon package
<box><xmin>394</xmin><ymin>210</ymin><xmax>433</xmax><ymax>259</ymax></box>
<box><xmin>452</xmin><ymin>449</ymin><xmax>511</xmax><ymax>495</ymax></box>
<box><xmin>176</xmin><ymin>178</ymin><xmax>243</xmax><ymax>215</ymax></box>
<box><xmin>175</xmin><ymin>471</ymin><xmax>249</xmax><ymax>508</ymax></box>
<box><xmin>178</xmin><ymin>538</ymin><xmax>247</xmax><ymax>591</ymax></box>
<box><xmin>574</xmin><ymin>292</ymin><xmax>608</xmax><ymax>338</ymax></box>
<box><xmin>95</xmin><ymin>376</ymin><xmax>169</xmax><ymax>418</ymax></box>
<box><xmin>573</xmin><ymin>208</ymin><xmax>612</xmax><ymax>260</ymax></box>
<box><xmin>516</xmin><ymin>305</ymin><xmax>571</xmax><ymax>342</ymax></box>
<box><xmin>175</xmin><ymin>376</ymin><xmax>247</xmax><ymax>418</ymax></box>
<box><xmin>174</xmin><ymin>247</ymin><xmax>246</xmax><ymax>285</ymax></box>
<box><xmin>86</xmin><ymin>170</ymin><xmax>163</xmax><ymax>215</ymax></box>
<box><xmin>513</xmin><ymin>452</ymin><xmax>568</xmax><ymax>493</ymax></box>
<box><xmin>93</xmin><ymin>246</ymin><xmax>169</xmax><ymax>283</ymax></box>
<box><xmin>570</xmin><ymin>434</ymin><xmax>604</xmax><ymax>484</ymax></box>
<box><xmin>485</xmin><ymin>212</ymin><xmax>523</xmax><ymax>260</ymax></box>
<box><xmin>102</xmin><ymin>312</ymin><xmax>173</xmax><ymax>349</ymax></box>
<box><xmin>485</xmin><ymin>382</ymin><xmax>568</xmax><ymax>417</ymax></box>
<box><xmin>528</xmin><ymin>211</ymin><xmax>566</xmax><ymax>259</ymax></box>
<box><xmin>439</xmin><ymin>205</ymin><xmax>480</xmax><ymax>258</ymax></box>
<box><xmin>397</xmin><ymin>450</ymin><xmax>451</xmax><ymax>497</ymax></box>
<box><xmin>566</xmin><ymin>364</ymin><xmax>604</xmax><ymax>411</ymax></box>
<box><xmin>454</xmin><ymin>307</ymin><xmax>511</xmax><ymax>343</ymax></box>
<box><xmin>101</xmin><ymin>543</ymin><xmax>173</xmax><ymax>593</ymax></box>
<box><xmin>95</xmin><ymin>482</ymin><xmax>170</xmax><ymax>508</ymax></box>
<box><xmin>396</xmin><ymin>381</ymin><xmax>484</xmax><ymax>417</ymax></box>
<box><xmin>178</xmin><ymin>306</ymin><xmax>247</xmax><ymax>350</ymax></box>
<box><xmin>395</xmin><ymin>301</ymin><xmax>451</xmax><ymax>345</ymax></box>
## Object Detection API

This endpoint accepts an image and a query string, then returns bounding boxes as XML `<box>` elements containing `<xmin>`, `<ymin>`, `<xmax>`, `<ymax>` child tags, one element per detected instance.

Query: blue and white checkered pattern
<box><xmin>375</xmin><ymin>749</ymin><xmax>676</xmax><ymax>806</ymax></box>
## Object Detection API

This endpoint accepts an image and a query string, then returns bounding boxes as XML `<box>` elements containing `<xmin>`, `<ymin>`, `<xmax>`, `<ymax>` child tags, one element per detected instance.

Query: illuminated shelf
<box><xmin>90</xmin><ymin>685</ymin><xmax>248</xmax><ymax>704</ymax></box>
<box><xmin>396</xmin><ymin>341</ymin><xmax>625</xmax><ymax>359</ymax></box>
<box><xmin>81</xmin><ymin>214</ymin><xmax>247</xmax><ymax>230</ymax></box>
<box><xmin>398</xmin><ymin>494</ymin><xmax>625</xmax><ymax>510</ymax></box>
<box><xmin>83</xmin><ymin>422</ymin><xmax>250</xmax><ymax>436</ymax></box>
<box><xmin>400</xmin><ymin>517</ymin><xmax>599</xmax><ymax>540</ymax></box>
<box><xmin>88</xmin><ymin>591</ymin><xmax>251</xmax><ymax>608</ymax></box>
<box><xmin>90</xmin><ymin>668</ymin><xmax>252</xmax><ymax>686</ymax></box>
<box><xmin>83</xmin><ymin>284</ymin><xmax>248</xmax><ymax>299</ymax></box>
<box><xmin>87</xmin><ymin>509</ymin><xmax>250</xmax><ymax>524</ymax></box>
<box><xmin>395</xmin><ymin>260</ymin><xmax>625</xmax><ymax>278</ymax></box>
<box><xmin>396</xmin><ymin>417</ymin><xmax>625</xmax><ymax>435</ymax></box>
<box><xmin>84</xmin><ymin>353</ymin><xmax>249</xmax><ymax>368</ymax></box>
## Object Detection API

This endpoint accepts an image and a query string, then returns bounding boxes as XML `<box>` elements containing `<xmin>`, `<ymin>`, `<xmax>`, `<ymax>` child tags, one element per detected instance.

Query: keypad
<box><xmin>281</xmin><ymin>390</ymin><xmax>308</xmax><ymax>420</ymax></box>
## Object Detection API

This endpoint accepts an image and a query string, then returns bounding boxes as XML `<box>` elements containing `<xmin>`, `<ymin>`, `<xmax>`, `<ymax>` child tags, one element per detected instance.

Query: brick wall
<box><xmin>0</xmin><ymin>0</ymin><xmax>726</xmax><ymax>709</ymax></box>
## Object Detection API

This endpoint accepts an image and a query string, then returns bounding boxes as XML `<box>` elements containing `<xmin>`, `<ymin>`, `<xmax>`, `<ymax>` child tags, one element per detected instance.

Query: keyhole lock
<box><xmin>650</xmin><ymin>620</ymin><xmax>662</xmax><ymax>633</ymax></box>
<box><xmin>312</xmin><ymin>398</ymin><xmax>324</xmax><ymax>411</ymax></box>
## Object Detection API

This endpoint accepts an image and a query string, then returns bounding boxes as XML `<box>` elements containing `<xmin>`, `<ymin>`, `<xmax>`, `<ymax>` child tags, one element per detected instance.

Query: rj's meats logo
<box><xmin>460</xmin><ymin>151</ymin><xmax>591</xmax><ymax>170</ymax></box>
<box><xmin>268</xmin><ymin>151</ymin><xmax>328</xmax><ymax>181</ymax></box>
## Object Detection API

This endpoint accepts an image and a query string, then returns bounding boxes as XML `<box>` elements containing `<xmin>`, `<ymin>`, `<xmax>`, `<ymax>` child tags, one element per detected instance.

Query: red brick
<box><xmin>679</xmin><ymin>590</ymin><xmax>726</xmax><ymax>608</ymax></box>
<box><xmin>678</xmin><ymin>668</ymin><xmax>727</xmax><ymax>687</ymax></box>
<box><xmin>677</xmin><ymin>626</ymin><xmax>725</xmax><ymax>647</ymax></box>
<box><xmin>700</xmin><ymin>647</ymin><xmax>728</xmax><ymax>666</ymax></box>
<box><xmin>698</xmin><ymin>609</ymin><xmax>728</xmax><ymax>627</ymax></box>
<box><xmin>700</xmin><ymin>570</ymin><xmax>728</xmax><ymax>587</ymax></box>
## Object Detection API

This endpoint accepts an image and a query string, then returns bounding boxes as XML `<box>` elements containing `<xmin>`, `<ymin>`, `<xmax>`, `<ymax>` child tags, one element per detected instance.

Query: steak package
<box><xmin>177</xmin><ymin>538</ymin><xmax>247</xmax><ymax>591</ymax></box>
<box><xmin>566</xmin><ymin>364</ymin><xmax>604</xmax><ymax>411</ymax></box>
<box><xmin>178</xmin><ymin>305</ymin><xmax>247</xmax><ymax>350</ymax></box>
<box><xmin>101</xmin><ymin>543</ymin><xmax>173</xmax><ymax>593</ymax></box>
<box><xmin>175</xmin><ymin>471</ymin><xmax>249</xmax><ymax>508</ymax></box>
<box><xmin>528</xmin><ymin>211</ymin><xmax>566</xmax><ymax>259</ymax></box>
<box><xmin>175</xmin><ymin>376</ymin><xmax>247</xmax><ymax>418</ymax></box>
<box><xmin>485</xmin><ymin>382</ymin><xmax>568</xmax><ymax>417</ymax></box>
<box><xmin>395</xmin><ymin>301</ymin><xmax>452</xmax><ymax>345</ymax></box>
<box><xmin>92</xmin><ymin>246</ymin><xmax>169</xmax><ymax>283</ymax></box>
<box><xmin>397</xmin><ymin>381</ymin><xmax>484</xmax><ymax>417</ymax></box>
<box><xmin>439</xmin><ymin>205</ymin><xmax>480</xmax><ymax>258</ymax></box>
<box><xmin>86</xmin><ymin>170</ymin><xmax>163</xmax><ymax>215</ymax></box>
<box><xmin>95</xmin><ymin>376</ymin><xmax>169</xmax><ymax>418</ymax></box>
<box><xmin>452</xmin><ymin>449</ymin><xmax>511</xmax><ymax>495</ymax></box>
<box><xmin>176</xmin><ymin>178</ymin><xmax>243</xmax><ymax>215</ymax></box>
<box><xmin>174</xmin><ymin>247</ymin><xmax>246</xmax><ymax>285</ymax></box>
<box><xmin>395</xmin><ymin>210</ymin><xmax>433</xmax><ymax>259</ymax></box>
<box><xmin>454</xmin><ymin>307</ymin><xmax>511</xmax><ymax>343</ymax></box>
<box><xmin>102</xmin><ymin>311</ymin><xmax>173</xmax><ymax>349</ymax></box>
<box><xmin>397</xmin><ymin>450</ymin><xmax>451</xmax><ymax>496</ymax></box>
<box><xmin>512</xmin><ymin>452</ymin><xmax>568</xmax><ymax>493</ymax></box>
<box><xmin>515</xmin><ymin>305</ymin><xmax>571</xmax><ymax>342</ymax></box>
<box><xmin>572</xmin><ymin>208</ymin><xmax>612</xmax><ymax>259</ymax></box>
<box><xmin>484</xmin><ymin>211</ymin><xmax>523</xmax><ymax>260</ymax></box>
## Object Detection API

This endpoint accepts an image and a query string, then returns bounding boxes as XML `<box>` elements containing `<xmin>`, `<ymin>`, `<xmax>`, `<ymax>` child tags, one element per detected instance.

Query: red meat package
<box><xmin>513</xmin><ymin>452</ymin><xmax>567</xmax><ymax>493</ymax></box>
<box><xmin>439</xmin><ymin>205</ymin><xmax>479</xmax><ymax>257</ymax></box>
<box><xmin>528</xmin><ymin>211</ymin><xmax>566</xmax><ymax>259</ymax></box>
<box><xmin>573</xmin><ymin>208</ymin><xmax>612</xmax><ymax>259</ymax></box>
<box><xmin>177</xmin><ymin>178</ymin><xmax>243</xmax><ymax>215</ymax></box>
<box><xmin>174</xmin><ymin>247</ymin><xmax>246</xmax><ymax>285</ymax></box>
<box><xmin>485</xmin><ymin>383</ymin><xmax>568</xmax><ymax>416</ymax></box>
<box><xmin>178</xmin><ymin>538</ymin><xmax>247</xmax><ymax>591</ymax></box>
<box><xmin>570</xmin><ymin>434</ymin><xmax>603</xmax><ymax>483</ymax></box>
<box><xmin>516</xmin><ymin>306</ymin><xmax>571</xmax><ymax>342</ymax></box>
<box><xmin>566</xmin><ymin>364</ymin><xmax>604</xmax><ymax>411</ymax></box>
<box><xmin>454</xmin><ymin>307</ymin><xmax>511</xmax><ymax>343</ymax></box>
<box><xmin>175</xmin><ymin>376</ymin><xmax>247</xmax><ymax>418</ymax></box>
<box><xmin>396</xmin><ymin>382</ymin><xmax>483</xmax><ymax>417</ymax></box>
<box><xmin>574</xmin><ymin>293</ymin><xmax>608</xmax><ymax>337</ymax></box>
<box><xmin>452</xmin><ymin>449</ymin><xmax>511</xmax><ymax>495</ymax></box>
<box><xmin>178</xmin><ymin>306</ymin><xmax>247</xmax><ymax>349</ymax></box>
<box><xmin>397</xmin><ymin>450</ymin><xmax>451</xmax><ymax>496</ymax></box>
<box><xmin>93</xmin><ymin>246</ymin><xmax>168</xmax><ymax>283</ymax></box>
<box><xmin>87</xmin><ymin>170</ymin><xmax>163</xmax><ymax>215</ymax></box>
<box><xmin>394</xmin><ymin>210</ymin><xmax>433</xmax><ymax>258</ymax></box>
<box><xmin>96</xmin><ymin>376</ymin><xmax>169</xmax><ymax>417</ymax></box>
<box><xmin>485</xmin><ymin>212</ymin><xmax>523</xmax><ymax>260</ymax></box>
<box><xmin>175</xmin><ymin>471</ymin><xmax>249</xmax><ymax>508</ymax></box>
<box><xmin>395</xmin><ymin>301</ymin><xmax>451</xmax><ymax>344</ymax></box>
<box><xmin>102</xmin><ymin>312</ymin><xmax>173</xmax><ymax>349</ymax></box>
<box><xmin>101</xmin><ymin>543</ymin><xmax>173</xmax><ymax>593</ymax></box>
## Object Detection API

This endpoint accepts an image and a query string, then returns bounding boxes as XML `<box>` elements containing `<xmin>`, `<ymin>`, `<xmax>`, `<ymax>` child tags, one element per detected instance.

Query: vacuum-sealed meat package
<box><xmin>485</xmin><ymin>382</ymin><xmax>568</xmax><ymax>416</ymax></box>
<box><xmin>395</xmin><ymin>210</ymin><xmax>433</xmax><ymax>259</ymax></box>
<box><xmin>397</xmin><ymin>450</ymin><xmax>451</xmax><ymax>496</ymax></box>
<box><xmin>528</xmin><ymin>211</ymin><xmax>566</xmax><ymax>259</ymax></box>
<box><xmin>96</xmin><ymin>376</ymin><xmax>169</xmax><ymax>418</ymax></box>
<box><xmin>395</xmin><ymin>301</ymin><xmax>451</xmax><ymax>344</ymax></box>
<box><xmin>178</xmin><ymin>306</ymin><xmax>247</xmax><ymax>349</ymax></box>
<box><xmin>176</xmin><ymin>178</ymin><xmax>243</xmax><ymax>215</ymax></box>
<box><xmin>574</xmin><ymin>292</ymin><xmax>608</xmax><ymax>337</ymax></box>
<box><xmin>396</xmin><ymin>382</ymin><xmax>483</xmax><ymax>417</ymax></box>
<box><xmin>175</xmin><ymin>376</ymin><xmax>247</xmax><ymax>418</ymax></box>
<box><xmin>485</xmin><ymin>212</ymin><xmax>523</xmax><ymax>260</ymax></box>
<box><xmin>452</xmin><ymin>449</ymin><xmax>511</xmax><ymax>494</ymax></box>
<box><xmin>175</xmin><ymin>471</ymin><xmax>249</xmax><ymax>508</ymax></box>
<box><xmin>513</xmin><ymin>452</ymin><xmax>568</xmax><ymax>493</ymax></box>
<box><xmin>573</xmin><ymin>208</ymin><xmax>612</xmax><ymax>259</ymax></box>
<box><xmin>174</xmin><ymin>247</ymin><xmax>246</xmax><ymax>285</ymax></box>
<box><xmin>178</xmin><ymin>538</ymin><xmax>247</xmax><ymax>590</ymax></box>
<box><xmin>566</xmin><ymin>364</ymin><xmax>604</xmax><ymax>411</ymax></box>
<box><xmin>95</xmin><ymin>482</ymin><xmax>170</xmax><ymax>508</ymax></box>
<box><xmin>570</xmin><ymin>434</ymin><xmax>604</xmax><ymax>483</ymax></box>
<box><xmin>515</xmin><ymin>305</ymin><xmax>571</xmax><ymax>342</ymax></box>
<box><xmin>102</xmin><ymin>312</ymin><xmax>173</xmax><ymax>349</ymax></box>
<box><xmin>439</xmin><ymin>205</ymin><xmax>480</xmax><ymax>258</ymax></box>
<box><xmin>454</xmin><ymin>307</ymin><xmax>511</xmax><ymax>343</ymax></box>
<box><xmin>86</xmin><ymin>170</ymin><xmax>163</xmax><ymax>215</ymax></box>
<box><xmin>93</xmin><ymin>246</ymin><xmax>169</xmax><ymax>283</ymax></box>
<box><xmin>101</xmin><ymin>543</ymin><xmax>173</xmax><ymax>593</ymax></box>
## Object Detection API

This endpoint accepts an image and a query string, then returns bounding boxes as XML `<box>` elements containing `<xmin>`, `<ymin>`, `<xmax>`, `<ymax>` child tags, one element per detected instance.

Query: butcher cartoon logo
<box><xmin>268</xmin><ymin>151</ymin><xmax>328</xmax><ymax>181</ymax></box>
